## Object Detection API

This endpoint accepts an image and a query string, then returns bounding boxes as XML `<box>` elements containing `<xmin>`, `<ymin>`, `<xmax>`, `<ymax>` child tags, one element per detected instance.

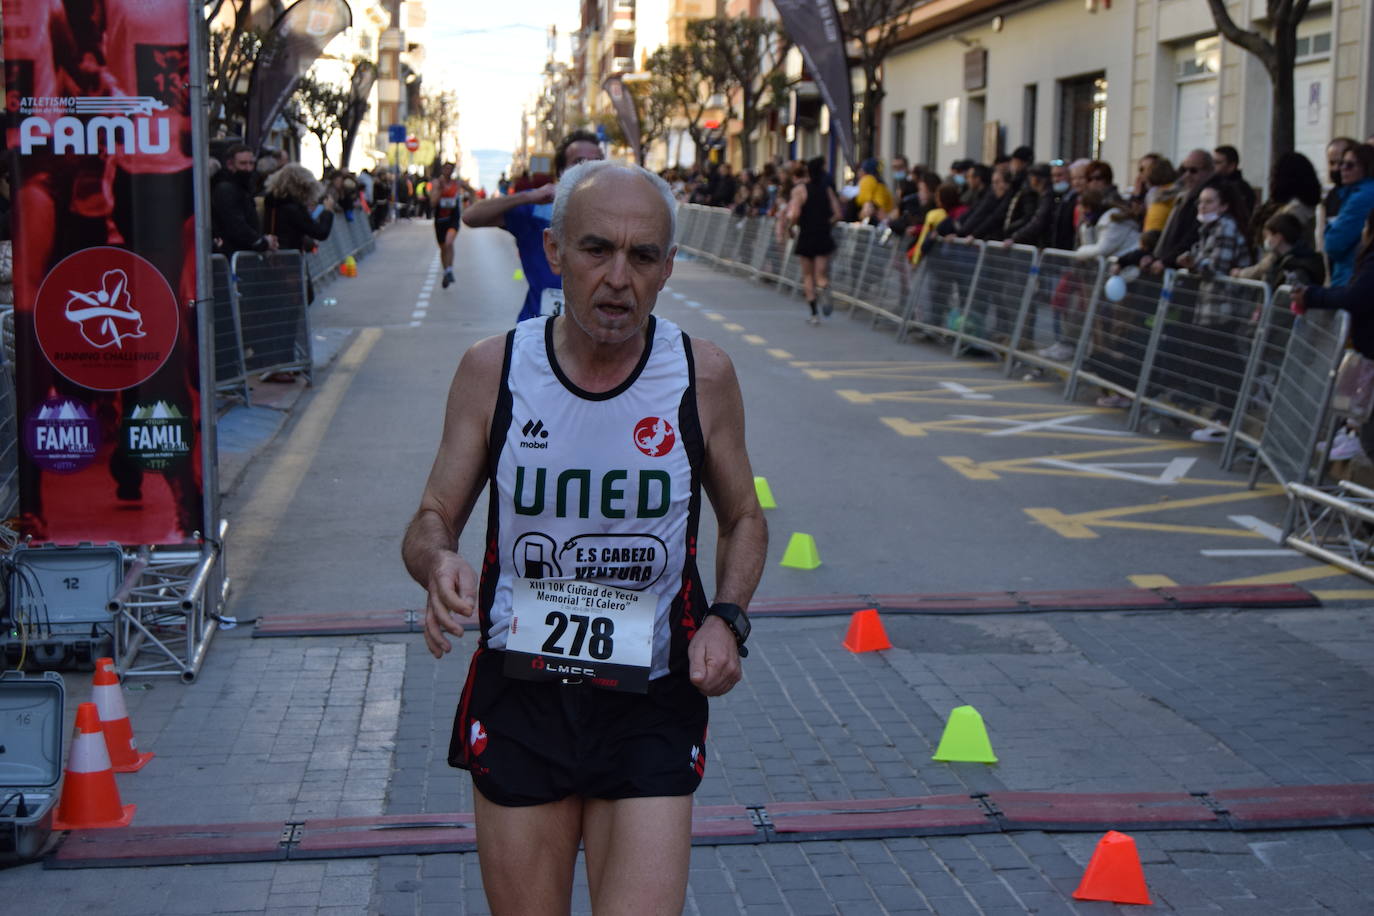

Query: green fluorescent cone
<box><xmin>932</xmin><ymin>705</ymin><xmax>998</xmax><ymax>763</ymax></box>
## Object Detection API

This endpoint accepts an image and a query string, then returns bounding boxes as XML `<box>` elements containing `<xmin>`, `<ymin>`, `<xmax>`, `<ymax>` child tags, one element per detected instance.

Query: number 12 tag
<box><xmin>504</xmin><ymin>578</ymin><xmax>655</xmax><ymax>693</ymax></box>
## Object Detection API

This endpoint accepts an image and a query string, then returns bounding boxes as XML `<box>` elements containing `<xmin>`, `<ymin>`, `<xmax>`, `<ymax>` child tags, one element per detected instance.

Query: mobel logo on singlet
<box><xmin>514</xmin><ymin>466</ymin><xmax>671</xmax><ymax>519</ymax></box>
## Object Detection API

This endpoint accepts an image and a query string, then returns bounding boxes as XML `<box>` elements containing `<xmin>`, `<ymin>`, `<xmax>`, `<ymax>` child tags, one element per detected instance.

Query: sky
<box><xmin>423</xmin><ymin>3</ymin><xmax>580</xmax><ymax>177</ymax></box>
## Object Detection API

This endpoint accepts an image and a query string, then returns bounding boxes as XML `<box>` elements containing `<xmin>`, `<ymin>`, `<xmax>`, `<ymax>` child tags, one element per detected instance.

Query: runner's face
<box><xmin>545</xmin><ymin>172</ymin><xmax>675</xmax><ymax>347</ymax></box>
<box><xmin>563</xmin><ymin>141</ymin><xmax>604</xmax><ymax>173</ymax></box>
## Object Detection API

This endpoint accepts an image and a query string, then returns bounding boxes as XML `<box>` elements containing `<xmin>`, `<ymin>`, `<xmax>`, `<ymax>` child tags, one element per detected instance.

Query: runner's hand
<box><xmin>526</xmin><ymin>184</ymin><xmax>556</xmax><ymax>205</ymax></box>
<box><xmin>423</xmin><ymin>551</ymin><xmax>479</xmax><ymax>658</ymax></box>
<box><xmin>689</xmin><ymin>616</ymin><xmax>743</xmax><ymax>697</ymax></box>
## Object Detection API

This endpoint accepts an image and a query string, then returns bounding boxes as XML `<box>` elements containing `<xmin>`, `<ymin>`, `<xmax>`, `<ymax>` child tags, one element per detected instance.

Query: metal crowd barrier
<box><xmin>210</xmin><ymin>254</ymin><xmax>249</xmax><ymax>400</ymax></box>
<box><xmin>304</xmin><ymin>214</ymin><xmax>378</xmax><ymax>291</ymax></box>
<box><xmin>230</xmin><ymin>250</ymin><xmax>313</xmax><ymax>383</ymax></box>
<box><xmin>674</xmin><ymin>204</ymin><xmax>1353</xmax><ymax>500</ymax></box>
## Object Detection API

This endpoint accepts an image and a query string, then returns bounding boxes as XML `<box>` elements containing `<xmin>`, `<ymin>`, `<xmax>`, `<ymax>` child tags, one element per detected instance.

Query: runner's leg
<box><xmin>815</xmin><ymin>254</ymin><xmax>833</xmax><ymax>315</ymax></box>
<box><xmin>441</xmin><ymin>225</ymin><xmax>457</xmax><ymax>287</ymax></box>
<box><xmin>582</xmin><ymin>795</ymin><xmax>692</xmax><ymax>916</ymax></box>
<box><xmin>473</xmin><ymin>790</ymin><xmax>581</xmax><ymax>914</ymax></box>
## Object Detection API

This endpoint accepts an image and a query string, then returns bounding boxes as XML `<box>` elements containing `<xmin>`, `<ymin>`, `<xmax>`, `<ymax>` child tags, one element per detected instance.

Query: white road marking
<box><xmin>1201</xmin><ymin>549</ymin><xmax>1301</xmax><ymax>557</ymax></box>
<box><xmin>409</xmin><ymin>320</ymin><xmax>422</xmax><ymax>327</ymax></box>
<box><xmin>411</xmin><ymin>310</ymin><xmax>427</xmax><ymax>319</ymax></box>
<box><xmin>1228</xmin><ymin>514</ymin><xmax>1285</xmax><ymax>544</ymax></box>
<box><xmin>685</xmin><ymin>300</ymin><xmax>703</xmax><ymax>309</ymax></box>
<box><xmin>1035</xmin><ymin>456</ymin><xmax>1197</xmax><ymax>485</ymax></box>
<box><xmin>939</xmin><ymin>382</ymin><xmax>994</xmax><ymax>400</ymax></box>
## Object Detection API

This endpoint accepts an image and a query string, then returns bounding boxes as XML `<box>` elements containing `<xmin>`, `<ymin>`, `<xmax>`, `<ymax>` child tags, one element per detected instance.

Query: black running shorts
<box><xmin>449</xmin><ymin>648</ymin><xmax>709</xmax><ymax>807</ymax></box>
<box><xmin>434</xmin><ymin>216</ymin><xmax>460</xmax><ymax>245</ymax></box>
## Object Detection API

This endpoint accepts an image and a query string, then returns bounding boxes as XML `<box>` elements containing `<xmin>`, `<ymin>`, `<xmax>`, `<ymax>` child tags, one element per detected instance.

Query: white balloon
<box><xmin>1104</xmin><ymin>275</ymin><xmax>1127</xmax><ymax>302</ymax></box>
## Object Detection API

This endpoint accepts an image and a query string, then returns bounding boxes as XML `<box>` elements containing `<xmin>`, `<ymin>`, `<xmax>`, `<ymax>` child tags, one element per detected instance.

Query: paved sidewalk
<box><xmin>4</xmin><ymin>222</ymin><xmax>1373</xmax><ymax>914</ymax></box>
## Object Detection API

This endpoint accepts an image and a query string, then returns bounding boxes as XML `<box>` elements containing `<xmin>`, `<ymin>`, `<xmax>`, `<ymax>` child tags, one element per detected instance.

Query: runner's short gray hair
<box><xmin>551</xmin><ymin>160</ymin><xmax>677</xmax><ymax>253</ymax></box>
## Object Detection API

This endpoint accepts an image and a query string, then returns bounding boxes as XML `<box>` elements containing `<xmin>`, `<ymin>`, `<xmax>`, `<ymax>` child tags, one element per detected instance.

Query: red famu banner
<box><xmin>3</xmin><ymin>0</ymin><xmax>204</xmax><ymax>545</ymax></box>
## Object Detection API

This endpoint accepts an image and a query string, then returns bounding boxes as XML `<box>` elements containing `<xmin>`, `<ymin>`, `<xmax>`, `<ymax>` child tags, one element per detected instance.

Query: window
<box><xmin>891</xmin><ymin>111</ymin><xmax>906</xmax><ymax>161</ymax></box>
<box><xmin>922</xmin><ymin>104</ymin><xmax>939</xmax><ymax>169</ymax></box>
<box><xmin>1023</xmin><ymin>84</ymin><xmax>1038</xmax><ymax>150</ymax></box>
<box><xmin>1059</xmin><ymin>73</ymin><xmax>1107</xmax><ymax>162</ymax></box>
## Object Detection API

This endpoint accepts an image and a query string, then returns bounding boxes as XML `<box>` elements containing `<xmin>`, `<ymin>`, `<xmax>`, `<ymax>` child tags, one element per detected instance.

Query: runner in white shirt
<box><xmin>403</xmin><ymin>161</ymin><xmax>767</xmax><ymax>914</ymax></box>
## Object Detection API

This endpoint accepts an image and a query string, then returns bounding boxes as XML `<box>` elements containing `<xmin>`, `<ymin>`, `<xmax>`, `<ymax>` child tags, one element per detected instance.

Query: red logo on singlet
<box><xmin>633</xmin><ymin>417</ymin><xmax>675</xmax><ymax>457</ymax></box>
<box><xmin>690</xmin><ymin>744</ymin><xmax>706</xmax><ymax>777</ymax></box>
<box><xmin>469</xmin><ymin>720</ymin><xmax>488</xmax><ymax>756</ymax></box>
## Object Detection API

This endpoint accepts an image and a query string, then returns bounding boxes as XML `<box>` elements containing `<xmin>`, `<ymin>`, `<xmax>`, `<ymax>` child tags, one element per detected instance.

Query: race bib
<box><xmin>540</xmin><ymin>287</ymin><xmax>565</xmax><ymax>316</ymax></box>
<box><xmin>438</xmin><ymin>195</ymin><xmax>458</xmax><ymax>208</ymax></box>
<box><xmin>503</xmin><ymin>578</ymin><xmax>654</xmax><ymax>692</ymax></box>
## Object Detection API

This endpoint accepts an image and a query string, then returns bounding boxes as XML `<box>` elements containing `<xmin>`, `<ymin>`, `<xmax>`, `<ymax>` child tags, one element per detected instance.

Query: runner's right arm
<box><xmin>402</xmin><ymin>335</ymin><xmax>506</xmax><ymax>658</ymax></box>
<box><xmin>462</xmin><ymin>184</ymin><xmax>555</xmax><ymax>230</ymax></box>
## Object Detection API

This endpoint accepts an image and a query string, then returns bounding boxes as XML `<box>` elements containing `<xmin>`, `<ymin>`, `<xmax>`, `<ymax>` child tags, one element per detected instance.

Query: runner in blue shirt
<box><xmin>462</xmin><ymin>130</ymin><xmax>604</xmax><ymax>321</ymax></box>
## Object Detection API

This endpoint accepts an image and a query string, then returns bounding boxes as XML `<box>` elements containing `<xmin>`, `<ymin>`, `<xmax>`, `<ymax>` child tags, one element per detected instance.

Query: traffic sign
<box><xmin>405</xmin><ymin>136</ymin><xmax>419</xmax><ymax>152</ymax></box>
<box><xmin>387</xmin><ymin>124</ymin><xmax>406</xmax><ymax>143</ymax></box>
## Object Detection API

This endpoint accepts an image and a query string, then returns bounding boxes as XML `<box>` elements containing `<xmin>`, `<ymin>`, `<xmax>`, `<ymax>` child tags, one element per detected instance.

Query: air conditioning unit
<box><xmin>612</xmin><ymin>57</ymin><xmax>634</xmax><ymax>73</ymax></box>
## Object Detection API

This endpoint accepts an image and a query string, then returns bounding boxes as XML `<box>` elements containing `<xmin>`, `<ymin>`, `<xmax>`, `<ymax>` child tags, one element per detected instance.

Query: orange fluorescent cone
<box><xmin>1073</xmin><ymin>830</ymin><xmax>1153</xmax><ymax>905</ymax></box>
<box><xmin>52</xmin><ymin>702</ymin><xmax>136</xmax><ymax>830</ymax></box>
<box><xmin>842</xmin><ymin>609</ymin><xmax>893</xmax><ymax>653</ymax></box>
<box><xmin>92</xmin><ymin>657</ymin><xmax>153</xmax><ymax>773</ymax></box>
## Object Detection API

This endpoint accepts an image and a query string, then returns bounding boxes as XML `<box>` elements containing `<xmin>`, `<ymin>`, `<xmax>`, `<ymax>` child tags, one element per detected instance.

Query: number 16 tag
<box><xmin>504</xmin><ymin>578</ymin><xmax>655</xmax><ymax>693</ymax></box>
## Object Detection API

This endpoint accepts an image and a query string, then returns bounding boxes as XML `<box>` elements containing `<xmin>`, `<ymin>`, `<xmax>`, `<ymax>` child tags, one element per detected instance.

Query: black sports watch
<box><xmin>706</xmin><ymin>602</ymin><xmax>751</xmax><ymax>657</ymax></box>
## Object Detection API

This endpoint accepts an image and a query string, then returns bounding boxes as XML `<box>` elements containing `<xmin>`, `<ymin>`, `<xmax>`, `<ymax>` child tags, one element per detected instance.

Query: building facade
<box><xmin>877</xmin><ymin>0</ymin><xmax>1372</xmax><ymax>185</ymax></box>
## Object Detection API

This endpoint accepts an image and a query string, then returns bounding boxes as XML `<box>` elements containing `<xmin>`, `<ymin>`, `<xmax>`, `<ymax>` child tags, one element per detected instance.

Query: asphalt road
<box><xmin>221</xmin><ymin>217</ymin><xmax>1368</xmax><ymax>622</ymax></box>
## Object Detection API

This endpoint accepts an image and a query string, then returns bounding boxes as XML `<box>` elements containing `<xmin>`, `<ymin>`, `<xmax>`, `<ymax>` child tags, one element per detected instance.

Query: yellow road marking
<box><xmin>1215</xmin><ymin>564</ymin><xmax>1348</xmax><ymax>586</ymax></box>
<box><xmin>1025</xmin><ymin>508</ymin><xmax>1098</xmax><ymax>538</ymax></box>
<box><xmin>1129</xmin><ymin>575</ymin><xmax>1178</xmax><ymax>588</ymax></box>
<box><xmin>767</xmin><ymin>348</ymin><xmax>793</xmax><ymax>359</ymax></box>
<box><xmin>1026</xmin><ymin>487</ymin><xmax>1285</xmax><ymax>540</ymax></box>
<box><xmin>231</xmin><ymin>327</ymin><xmax>382</xmax><ymax>589</ymax></box>
<box><xmin>1313</xmin><ymin>589</ymin><xmax>1374</xmax><ymax>600</ymax></box>
<box><xmin>723</xmin><ymin>322</ymin><xmax>745</xmax><ymax>331</ymax></box>
<box><xmin>802</xmin><ymin>363</ymin><xmax>992</xmax><ymax>380</ymax></box>
<box><xmin>742</xmin><ymin>334</ymin><xmax>768</xmax><ymax>345</ymax></box>
<box><xmin>836</xmin><ymin>382</ymin><xmax>1052</xmax><ymax>403</ymax></box>
<box><xmin>880</xmin><ymin>410</ymin><xmax>1146</xmax><ymax>441</ymax></box>
<box><xmin>704</xmin><ymin>312</ymin><xmax>725</xmax><ymax>321</ymax></box>
<box><xmin>941</xmin><ymin>457</ymin><xmax>1000</xmax><ymax>480</ymax></box>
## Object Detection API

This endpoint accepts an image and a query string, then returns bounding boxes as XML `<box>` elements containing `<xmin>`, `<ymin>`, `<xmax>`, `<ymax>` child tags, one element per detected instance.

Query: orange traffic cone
<box><xmin>842</xmin><ymin>609</ymin><xmax>892</xmax><ymax>653</ymax></box>
<box><xmin>52</xmin><ymin>702</ymin><xmax>136</xmax><ymax>830</ymax></box>
<box><xmin>92</xmin><ymin>657</ymin><xmax>153</xmax><ymax>773</ymax></box>
<box><xmin>1073</xmin><ymin>830</ymin><xmax>1152</xmax><ymax>905</ymax></box>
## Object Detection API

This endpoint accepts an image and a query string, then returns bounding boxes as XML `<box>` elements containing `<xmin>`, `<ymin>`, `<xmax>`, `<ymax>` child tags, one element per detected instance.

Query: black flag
<box><xmin>603</xmin><ymin>75</ymin><xmax>642</xmax><ymax>165</ymax></box>
<box><xmin>246</xmin><ymin>0</ymin><xmax>353</xmax><ymax>152</ymax></box>
<box><xmin>772</xmin><ymin>0</ymin><xmax>856</xmax><ymax>169</ymax></box>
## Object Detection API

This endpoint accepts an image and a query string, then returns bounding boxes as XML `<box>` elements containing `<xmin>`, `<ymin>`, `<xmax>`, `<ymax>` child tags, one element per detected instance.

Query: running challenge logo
<box><xmin>633</xmin><ymin>417</ymin><xmax>675</xmax><ymax>457</ymax></box>
<box><xmin>34</xmin><ymin>247</ymin><xmax>179</xmax><ymax>390</ymax></box>
<box><xmin>17</xmin><ymin>96</ymin><xmax>173</xmax><ymax>156</ymax></box>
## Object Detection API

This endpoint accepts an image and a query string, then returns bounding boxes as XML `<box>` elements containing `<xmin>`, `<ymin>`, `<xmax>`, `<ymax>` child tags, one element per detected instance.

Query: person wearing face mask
<box><xmin>210</xmin><ymin>144</ymin><xmax>278</xmax><ymax>255</ymax></box>
<box><xmin>1176</xmin><ymin>182</ymin><xmax>1252</xmax><ymax>278</ymax></box>
<box><xmin>1144</xmin><ymin>148</ymin><xmax>1215</xmax><ymax>273</ymax></box>
<box><xmin>1233</xmin><ymin>212</ymin><xmax>1324</xmax><ymax>288</ymax></box>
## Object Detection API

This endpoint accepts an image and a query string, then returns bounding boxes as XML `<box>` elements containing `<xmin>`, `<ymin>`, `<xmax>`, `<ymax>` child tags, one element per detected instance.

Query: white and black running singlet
<box><xmin>477</xmin><ymin>315</ymin><xmax>708</xmax><ymax>692</ymax></box>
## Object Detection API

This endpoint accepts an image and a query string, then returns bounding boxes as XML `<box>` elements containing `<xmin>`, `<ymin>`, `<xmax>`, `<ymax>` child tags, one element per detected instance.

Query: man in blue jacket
<box><xmin>1324</xmin><ymin>143</ymin><xmax>1374</xmax><ymax>287</ymax></box>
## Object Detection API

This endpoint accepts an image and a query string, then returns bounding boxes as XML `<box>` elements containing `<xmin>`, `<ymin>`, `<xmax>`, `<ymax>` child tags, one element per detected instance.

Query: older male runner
<box><xmin>403</xmin><ymin>160</ymin><xmax>768</xmax><ymax>914</ymax></box>
<box><xmin>462</xmin><ymin>130</ymin><xmax>604</xmax><ymax>320</ymax></box>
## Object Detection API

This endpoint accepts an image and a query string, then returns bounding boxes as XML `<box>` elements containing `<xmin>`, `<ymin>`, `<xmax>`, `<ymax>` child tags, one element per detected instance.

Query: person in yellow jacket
<box><xmin>910</xmin><ymin>183</ymin><xmax>965</xmax><ymax>267</ymax></box>
<box><xmin>855</xmin><ymin>158</ymin><xmax>893</xmax><ymax>221</ymax></box>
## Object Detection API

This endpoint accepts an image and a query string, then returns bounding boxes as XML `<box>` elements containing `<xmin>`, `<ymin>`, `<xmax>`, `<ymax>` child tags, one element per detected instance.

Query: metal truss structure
<box><xmin>112</xmin><ymin>520</ymin><xmax>228</xmax><ymax>681</ymax></box>
<box><xmin>1285</xmin><ymin>480</ymin><xmax>1374</xmax><ymax>582</ymax></box>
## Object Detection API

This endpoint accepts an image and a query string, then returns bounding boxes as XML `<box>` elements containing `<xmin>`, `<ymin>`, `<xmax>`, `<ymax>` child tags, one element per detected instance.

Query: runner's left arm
<box><xmin>690</xmin><ymin>339</ymin><xmax>768</xmax><ymax>696</ymax></box>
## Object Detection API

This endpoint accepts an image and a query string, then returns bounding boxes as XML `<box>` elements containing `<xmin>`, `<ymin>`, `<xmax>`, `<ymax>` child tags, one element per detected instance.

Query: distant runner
<box><xmin>461</xmin><ymin>130</ymin><xmax>604</xmax><ymax>321</ymax></box>
<box><xmin>431</xmin><ymin>162</ymin><xmax>475</xmax><ymax>289</ymax></box>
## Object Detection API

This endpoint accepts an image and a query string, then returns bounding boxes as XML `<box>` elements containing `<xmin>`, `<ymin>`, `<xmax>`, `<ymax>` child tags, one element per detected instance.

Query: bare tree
<box><xmin>689</xmin><ymin>18</ymin><xmax>791</xmax><ymax>170</ymax></box>
<box><xmin>289</xmin><ymin>73</ymin><xmax>349</xmax><ymax>170</ymax></box>
<box><xmin>1204</xmin><ymin>0</ymin><xmax>1310</xmax><ymax>166</ymax></box>
<box><xmin>628</xmin><ymin>75</ymin><xmax>677</xmax><ymax>163</ymax></box>
<box><xmin>647</xmin><ymin>43</ymin><xmax>726</xmax><ymax>166</ymax></box>
<box><xmin>205</xmin><ymin>0</ymin><xmax>261</xmax><ymax>137</ymax></box>
<box><xmin>415</xmin><ymin>88</ymin><xmax>459</xmax><ymax>163</ymax></box>
<box><xmin>840</xmin><ymin>0</ymin><xmax>919</xmax><ymax>162</ymax></box>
